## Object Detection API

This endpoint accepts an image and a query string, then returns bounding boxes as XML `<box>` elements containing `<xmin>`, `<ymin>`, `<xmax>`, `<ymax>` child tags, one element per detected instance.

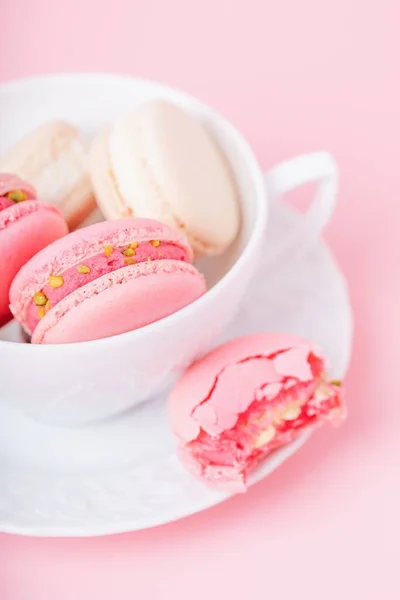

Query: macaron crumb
<box><xmin>37</xmin><ymin>307</ymin><xmax>45</xmax><ymax>319</ymax></box>
<box><xmin>33</xmin><ymin>291</ymin><xmax>48</xmax><ymax>306</ymax></box>
<box><xmin>7</xmin><ymin>190</ymin><xmax>27</xmax><ymax>202</ymax></box>
<box><xmin>254</xmin><ymin>425</ymin><xmax>276</xmax><ymax>448</ymax></box>
<box><xmin>49</xmin><ymin>275</ymin><xmax>64</xmax><ymax>288</ymax></box>
<box><xmin>76</xmin><ymin>264</ymin><xmax>90</xmax><ymax>274</ymax></box>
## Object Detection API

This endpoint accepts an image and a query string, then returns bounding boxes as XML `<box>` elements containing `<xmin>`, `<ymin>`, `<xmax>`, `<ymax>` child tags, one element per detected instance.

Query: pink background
<box><xmin>0</xmin><ymin>1</ymin><xmax>399</xmax><ymax>598</ymax></box>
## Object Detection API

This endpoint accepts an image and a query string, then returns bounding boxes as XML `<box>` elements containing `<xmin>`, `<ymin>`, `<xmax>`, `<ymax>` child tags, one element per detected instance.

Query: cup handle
<box><xmin>263</xmin><ymin>151</ymin><xmax>339</xmax><ymax>268</ymax></box>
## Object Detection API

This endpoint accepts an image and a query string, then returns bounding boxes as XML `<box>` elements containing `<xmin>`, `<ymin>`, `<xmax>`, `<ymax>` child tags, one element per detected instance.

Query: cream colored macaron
<box><xmin>0</xmin><ymin>121</ymin><xmax>96</xmax><ymax>230</ymax></box>
<box><xmin>89</xmin><ymin>101</ymin><xmax>240</xmax><ymax>255</ymax></box>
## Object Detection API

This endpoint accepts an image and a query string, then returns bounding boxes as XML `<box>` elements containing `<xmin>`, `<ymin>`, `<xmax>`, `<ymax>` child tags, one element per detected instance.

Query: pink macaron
<box><xmin>0</xmin><ymin>173</ymin><xmax>69</xmax><ymax>327</ymax></box>
<box><xmin>10</xmin><ymin>218</ymin><xmax>207</xmax><ymax>344</ymax></box>
<box><xmin>168</xmin><ymin>332</ymin><xmax>345</xmax><ymax>493</ymax></box>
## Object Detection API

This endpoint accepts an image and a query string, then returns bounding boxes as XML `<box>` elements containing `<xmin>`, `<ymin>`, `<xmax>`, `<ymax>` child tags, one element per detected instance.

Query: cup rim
<box><xmin>0</xmin><ymin>72</ymin><xmax>267</xmax><ymax>353</ymax></box>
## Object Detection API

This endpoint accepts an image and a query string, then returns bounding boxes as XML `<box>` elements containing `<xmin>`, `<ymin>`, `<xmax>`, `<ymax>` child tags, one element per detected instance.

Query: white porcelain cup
<box><xmin>0</xmin><ymin>74</ymin><xmax>338</xmax><ymax>425</ymax></box>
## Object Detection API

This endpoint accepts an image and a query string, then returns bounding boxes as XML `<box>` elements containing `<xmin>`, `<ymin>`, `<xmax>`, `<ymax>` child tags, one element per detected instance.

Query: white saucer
<box><xmin>0</xmin><ymin>198</ymin><xmax>352</xmax><ymax>537</ymax></box>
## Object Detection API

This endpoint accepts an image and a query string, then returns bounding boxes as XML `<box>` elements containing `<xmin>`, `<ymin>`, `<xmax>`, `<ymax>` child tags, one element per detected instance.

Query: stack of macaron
<box><xmin>0</xmin><ymin>101</ymin><xmax>240</xmax><ymax>253</ymax></box>
<box><xmin>1</xmin><ymin>100</ymin><xmax>240</xmax><ymax>341</ymax></box>
<box><xmin>0</xmin><ymin>100</ymin><xmax>346</xmax><ymax>493</ymax></box>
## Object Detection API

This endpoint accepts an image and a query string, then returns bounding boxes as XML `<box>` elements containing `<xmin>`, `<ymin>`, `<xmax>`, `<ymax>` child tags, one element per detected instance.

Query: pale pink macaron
<box><xmin>0</xmin><ymin>173</ymin><xmax>68</xmax><ymax>327</ymax></box>
<box><xmin>89</xmin><ymin>100</ymin><xmax>240</xmax><ymax>256</ymax></box>
<box><xmin>10</xmin><ymin>218</ymin><xmax>206</xmax><ymax>344</ymax></box>
<box><xmin>0</xmin><ymin>121</ymin><xmax>96</xmax><ymax>230</ymax></box>
<box><xmin>168</xmin><ymin>332</ymin><xmax>345</xmax><ymax>493</ymax></box>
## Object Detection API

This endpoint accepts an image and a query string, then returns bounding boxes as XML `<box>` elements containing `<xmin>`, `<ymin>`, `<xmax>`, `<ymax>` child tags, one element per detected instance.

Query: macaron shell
<box><xmin>0</xmin><ymin>202</ymin><xmax>68</xmax><ymax>326</ymax></box>
<box><xmin>89</xmin><ymin>129</ymin><xmax>131</xmax><ymax>220</ymax></box>
<box><xmin>107</xmin><ymin>101</ymin><xmax>240</xmax><ymax>255</ymax></box>
<box><xmin>168</xmin><ymin>333</ymin><xmax>322</xmax><ymax>443</ymax></box>
<box><xmin>32</xmin><ymin>260</ymin><xmax>206</xmax><ymax>344</ymax></box>
<box><xmin>0</xmin><ymin>121</ymin><xmax>96</xmax><ymax>229</ymax></box>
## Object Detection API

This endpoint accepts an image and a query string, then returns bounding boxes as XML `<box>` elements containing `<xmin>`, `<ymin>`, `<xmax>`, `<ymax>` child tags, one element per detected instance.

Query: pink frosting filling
<box><xmin>179</xmin><ymin>350</ymin><xmax>344</xmax><ymax>492</ymax></box>
<box><xmin>26</xmin><ymin>241</ymin><xmax>187</xmax><ymax>333</ymax></box>
<box><xmin>0</xmin><ymin>196</ymin><xmax>15</xmax><ymax>212</ymax></box>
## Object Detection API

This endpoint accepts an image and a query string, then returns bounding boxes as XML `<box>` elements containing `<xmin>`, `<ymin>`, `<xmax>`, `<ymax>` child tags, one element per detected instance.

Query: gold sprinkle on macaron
<box><xmin>125</xmin><ymin>257</ymin><xmax>136</xmax><ymax>265</ymax></box>
<box><xmin>7</xmin><ymin>190</ymin><xmax>27</xmax><ymax>202</ymax></box>
<box><xmin>49</xmin><ymin>275</ymin><xmax>64</xmax><ymax>289</ymax></box>
<box><xmin>33</xmin><ymin>291</ymin><xmax>48</xmax><ymax>306</ymax></box>
<box><xmin>147</xmin><ymin>256</ymin><xmax>152</xmax><ymax>262</ymax></box>
<box><xmin>151</xmin><ymin>240</ymin><xmax>160</xmax><ymax>247</ymax></box>
<box><xmin>77</xmin><ymin>265</ymin><xmax>90</xmax><ymax>274</ymax></box>
<box><xmin>45</xmin><ymin>299</ymin><xmax>51</xmax><ymax>311</ymax></box>
<box><xmin>104</xmin><ymin>245</ymin><xmax>113</xmax><ymax>257</ymax></box>
<box><xmin>123</xmin><ymin>248</ymin><xmax>135</xmax><ymax>257</ymax></box>
<box><xmin>37</xmin><ymin>307</ymin><xmax>46</xmax><ymax>319</ymax></box>
<box><xmin>331</xmin><ymin>379</ymin><xmax>342</xmax><ymax>387</ymax></box>
<box><xmin>130</xmin><ymin>241</ymin><xmax>138</xmax><ymax>249</ymax></box>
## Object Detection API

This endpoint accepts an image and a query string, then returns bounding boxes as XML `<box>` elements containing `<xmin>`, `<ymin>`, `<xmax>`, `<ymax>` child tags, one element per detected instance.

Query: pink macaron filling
<box><xmin>25</xmin><ymin>240</ymin><xmax>189</xmax><ymax>334</ymax></box>
<box><xmin>0</xmin><ymin>196</ymin><xmax>15</xmax><ymax>212</ymax></box>
<box><xmin>177</xmin><ymin>348</ymin><xmax>344</xmax><ymax>492</ymax></box>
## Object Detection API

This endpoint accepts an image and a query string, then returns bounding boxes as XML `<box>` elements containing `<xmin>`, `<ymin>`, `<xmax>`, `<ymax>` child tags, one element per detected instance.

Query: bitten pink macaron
<box><xmin>10</xmin><ymin>218</ymin><xmax>206</xmax><ymax>344</ymax></box>
<box><xmin>0</xmin><ymin>173</ymin><xmax>68</xmax><ymax>327</ymax></box>
<box><xmin>168</xmin><ymin>332</ymin><xmax>345</xmax><ymax>493</ymax></box>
